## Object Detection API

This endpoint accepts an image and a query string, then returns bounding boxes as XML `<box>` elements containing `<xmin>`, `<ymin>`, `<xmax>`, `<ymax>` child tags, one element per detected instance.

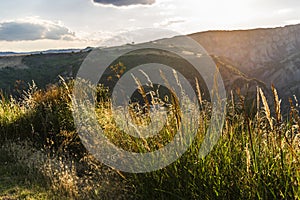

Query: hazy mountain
<box><xmin>190</xmin><ymin>24</ymin><xmax>300</xmax><ymax>105</ymax></box>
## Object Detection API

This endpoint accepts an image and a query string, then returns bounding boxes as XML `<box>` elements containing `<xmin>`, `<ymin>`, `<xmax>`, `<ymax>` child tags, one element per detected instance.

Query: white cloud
<box><xmin>0</xmin><ymin>18</ymin><xmax>76</xmax><ymax>41</ymax></box>
<box><xmin>154</xmin><ymin>17</ymin><xmax>185</xmax><ymax>28</ymax></box>
<box><xmin>275</xmin><ymin>8</ymin><xmax>293</xmax><ymax>15</ymax></box>
<box><xmin>285</xmin><ymin>19</ymin><xmax>300</xmax><ymax>25</ymax></box>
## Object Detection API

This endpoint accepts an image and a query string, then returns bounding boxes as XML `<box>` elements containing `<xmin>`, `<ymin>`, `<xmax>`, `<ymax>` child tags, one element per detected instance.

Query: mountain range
<box><xmin>190</xmin><ymin>24</ymin><xmax>300</xmax><ymax>110</ymax></box>
<box><xmin>1</xmin><ymin>24</ymin><xmax>300</xmax><ymax>112</ymax></box>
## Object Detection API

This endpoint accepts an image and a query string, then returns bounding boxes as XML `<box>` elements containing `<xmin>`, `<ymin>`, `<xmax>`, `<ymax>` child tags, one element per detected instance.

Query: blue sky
<box><xmin>0</xmin><ymin>0</ymin><xmax>299</xmax><ymax>51</ymax></box>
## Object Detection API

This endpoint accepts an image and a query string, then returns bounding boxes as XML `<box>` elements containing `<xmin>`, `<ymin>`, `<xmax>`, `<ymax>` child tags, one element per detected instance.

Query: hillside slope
<box><xmin>190</xmin><ymin>24</ymin><xmax>300</xmax><ymax>101</ymax></box>
<box><xmin>1</xmin><ymin>24</ymin><xmax>300</xmax><ymax>108</ymax></box>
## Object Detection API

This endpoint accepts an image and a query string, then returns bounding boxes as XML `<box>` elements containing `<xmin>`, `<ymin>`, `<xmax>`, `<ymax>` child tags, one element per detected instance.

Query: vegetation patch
<box><xmin>0</xmin><ymin>77</ymin><xmax>299</xmax><ymax>199</ymax></box>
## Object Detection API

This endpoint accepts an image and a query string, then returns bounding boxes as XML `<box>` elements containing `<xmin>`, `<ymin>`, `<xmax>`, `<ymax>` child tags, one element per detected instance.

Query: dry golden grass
<box><xmin>0</xmin><ymin>77</ymin><xmax>299</xmax><ymax>199</ymax></box>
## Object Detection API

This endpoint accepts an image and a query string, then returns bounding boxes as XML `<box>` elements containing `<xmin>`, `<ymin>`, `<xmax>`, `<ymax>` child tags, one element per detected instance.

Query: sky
<box><xmin>0</xmin><ymin>0</ymin><xmax>299</xmax><ymax>52</ymax></box>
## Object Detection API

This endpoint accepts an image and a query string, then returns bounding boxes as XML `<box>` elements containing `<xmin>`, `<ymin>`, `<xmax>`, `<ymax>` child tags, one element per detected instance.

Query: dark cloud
<box><xmin>0</xmin><ymin>21</ymin><xmax>75</xmax><ymax>41</ymax></box>
<box><xmin>93</xmin><ymin>0</ymin><xmax>155</xmax><ymax>6</ymax></box>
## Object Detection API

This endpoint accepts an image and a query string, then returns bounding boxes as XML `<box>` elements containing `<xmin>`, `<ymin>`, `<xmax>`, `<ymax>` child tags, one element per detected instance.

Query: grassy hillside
<box><xmin>0</xmin><ymin>78</ymin><xmax>299</xmax><ymax>199</ymax></box>
<box><xmin>0</xmin><ymin>49</ymin><xmax>267</xmax><ymax>107</ymax></box>
<box><xmin>0</xmin><ymin>52</ymin><xmax>88</xmax><ymax>96</ymax></box>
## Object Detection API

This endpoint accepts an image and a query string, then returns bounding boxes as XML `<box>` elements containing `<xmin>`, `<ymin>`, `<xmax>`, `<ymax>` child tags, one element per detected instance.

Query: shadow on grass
<box><xmin>0</xmin><ymin>148</ymin><xmax>67</xmax><ymax>200</ymax></box>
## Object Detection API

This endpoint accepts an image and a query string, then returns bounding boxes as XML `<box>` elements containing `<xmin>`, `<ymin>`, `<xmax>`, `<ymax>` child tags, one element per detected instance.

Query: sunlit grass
<box><xmin>0</xmin><ymin>78</ymin><xmax>299</xmax><ymax>199</ymax></box>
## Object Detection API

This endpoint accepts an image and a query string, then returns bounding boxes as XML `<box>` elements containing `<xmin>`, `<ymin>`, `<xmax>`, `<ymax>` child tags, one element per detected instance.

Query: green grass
<box><xmin>0</xmin><ymin>79</ymin><xmax>299</xmax><ymax>199</ymax></box>
<box><xmin>0</xmin><ymin>147</ymin><xmax>67</xmax><ymax>200</ymax></box>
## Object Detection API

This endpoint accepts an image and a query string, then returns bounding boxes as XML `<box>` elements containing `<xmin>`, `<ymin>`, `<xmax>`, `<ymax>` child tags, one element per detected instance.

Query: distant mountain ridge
<box><xmin>189</xmin><ymin>24</ymin><xmax>300</xmax><ymax>73</ymax></box>
<box><xmin>0</xmin><ymin>47</ymin><xmax>93</xmax><ymax>57</ymax></box>
<box><xmin>190</xmin><ymin>24</ymin><xmax>300</xmax><ymax>107</ymax></box>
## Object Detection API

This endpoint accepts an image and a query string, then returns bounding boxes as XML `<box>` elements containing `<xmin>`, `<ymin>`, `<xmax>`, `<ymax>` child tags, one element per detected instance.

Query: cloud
<box><xmin>92</xmin><ymin>0</ymin><xmax>155</xmax><ymax>6</ymax></box>
<box><xmin>154</xmin><ymin>18</ymin><xmax>185</xmax><ymax>28</ymax></box>
<box><xmin>0</xmin><ymin>20</ymin><xmax>76</xmax><ymax>41</ymax></box>
<box><xmin>285</xmin><ymin>19</ymin><xmax>300</xmax><ymax>25</ymax></box>
<box><xmin>275</xmin><ymin>8</ymin><xmax>293</xmax><ymax>15</ymax></box>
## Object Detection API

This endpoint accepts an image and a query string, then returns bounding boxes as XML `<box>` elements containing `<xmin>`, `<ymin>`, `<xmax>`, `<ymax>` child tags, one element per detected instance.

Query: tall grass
<box><xmin>0</xmin><ymin>77</ymin><xmax>299</xmax><ymax>199</ymax></box>
<box><xmin>131</xmin><ymin>88</ymin><xmax>299</xmax><ymax>199</ymax></box>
